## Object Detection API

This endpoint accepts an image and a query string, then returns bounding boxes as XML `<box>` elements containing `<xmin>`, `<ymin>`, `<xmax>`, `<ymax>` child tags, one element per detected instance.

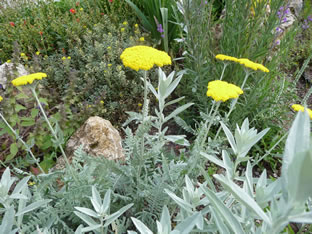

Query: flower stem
<box><xmin>219</xmin><ymin>63</ymin><xmax>228</xmax><ymax>81</ymax></box>
<box><xmin>0</xmin><ymin>112</ymin><xmax>45</xmax><ymax>174</ymax></box>
<box><xmin>240</xmin><ymin>70</ymin><xmax>250</xmax><ymax>90</ymax></box>
<box><xmin>138</xmin><ymin>71</ymin><xmax>148</xmax><ymax>178</ymax></box>
<box><xmin>201</xmin><ymin>102</ymin><xmax>221</xmax><ymax>148</ymax></box>
<box><xmin>30</xmin><ymin>86</ymin><xmax>76</xmax><ymax>179</ymax></box>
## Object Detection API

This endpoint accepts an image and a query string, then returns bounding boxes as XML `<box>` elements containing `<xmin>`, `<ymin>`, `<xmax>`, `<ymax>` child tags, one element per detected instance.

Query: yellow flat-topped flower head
<box><xmin>207</xmin><ymin>80</ymin><xmax>243</xmax><ymax>102</ymax></box>
<box><xmin>291</xmin><ymin>104</ymin><xmax>312</xmax><ymax>119</ymax></box>
<box><xmin>12</xmin><ymin>72</ymin><xmax>47</xmax><ymax>86</ymax></box>
<box><xmin>0</xmin><ymin>95</ymin><xmax>3</xmax><ymax>102</ymax></box>
<box><xmin>120</xmin><ymin>46</ymin><xmax>171</xmax><ymax>71</ymax></box>
<box><xmin>237</xmin><ymin>58</ymin><xmax>269</xmax><ymax>72</ymax></box>
<box><xmin>215</xmin><ymin>54</ymin><xmax>239</xmax><ymax>62</ymax></box>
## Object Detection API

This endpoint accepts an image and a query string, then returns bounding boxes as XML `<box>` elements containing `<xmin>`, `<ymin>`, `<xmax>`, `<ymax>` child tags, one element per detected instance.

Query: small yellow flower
<box><xmin>121</xmin><ymin>28</ymin><xmax>125</xmax><ymax>32</ymax></box>
<box><xmin>62</xmin><ymin>56</ymin><xmax>66</xmax><ymax>60</ymax></box>
<box><xmin>139</xmin><ymin>37</ymin><xmax>145</xmax><ymax>42</ymax></box>
<box><xmin>28</xmin><ymin>181</ymin><xmax>36</xmax><ymax>186</ymax></box>
<box><xmin>120</xmin><ymin>46</ymin><xmax>171</xmax><ymax>71</ymax></box>
<box><xmin>11</xmin><ymin>72</ymin><xmax>47</xmax><ymax>86</ymax></box>
<box><xmin>108</xmin><ymin>32</ymin><xmax>112</xmax><ymax>36</ymax></box>
<box><xmin>36</xmin><ymin>51</ymin><xmax>40</xmax><ymax>55</ymax></box>
<box><xmin>134</xmin><ymin>24</ymin><xmax>138</xmax><ymax>28</ymax></box>
<box><xmin>94</xmin><ymin>24</ymin><xmax>97</xmax><ymax>27</ymax></box>
<box><xmin>83</xmin><ymin>25</ymin><xmax>87</xmax><ymax>28</ymax></box>
<box><xmin>67</xmin><ymin>56</ymin><xmax>71</xmax><ymax>60</ymax></box>
<box><xmin>20</xmin><ymin>53</ymin><xmax>26</xmax><ymax>57</ymax></box>
<box><xmin>108</xmin><ymin>63</ymin><xmax>112</xmax><ymax>67</ymax></box>
<box><xmin>80</xmin><ymin>7</ymin><xmax>83</xmax><ymax>11</ymax></box>
<box><xmin>0</xmin><ymin>96</ymin><xmax>3</xmax><ymax>102</ymax></box>
<box><xmin>6</xmin><ymin>60</ymin><xmax>11</xmax><ymax>63</ymax></box>
<box><xmin>107</xmin><ymin>46</ymin><xmax>111</xmax><ymax>50</ymax></box>
<box><xmin>206</xmin><ymin>80</ymin><xmax>243</xmax><ymax>102</ymax></box>
<box><xmin>100</xmin><ymin>100</ymin><xmax>104</xmax><ymax>104</ymax></box>
<box><xmin>138</xmin><ymin>103</ymin><xmax>142</xmax><ymax>107</ymax></box>
<box><xmin>291</xmin><ymin>104</ymin><xmax>312</xmax><ymax>119</ymax></box>
<box><xmin>123</xmin><ymin>21</ymin><xmax>128</xmax><ymax>25</ymax></box>
<box><xmin>119</xmin><ymin>93</ymin><xmax>123</xmax><ymax>97</ymax></box>
<box><xmin>215</xmin><ymin>54</ymin><xmax>239</xmax><ymax>62</ymax></box>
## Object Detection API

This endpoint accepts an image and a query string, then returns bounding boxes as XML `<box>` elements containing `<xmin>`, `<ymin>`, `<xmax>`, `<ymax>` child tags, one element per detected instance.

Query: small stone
<box><xmin>64</xmin><ymin>116</ymin><xmax>124</xmax><ymax>162</ymax></box>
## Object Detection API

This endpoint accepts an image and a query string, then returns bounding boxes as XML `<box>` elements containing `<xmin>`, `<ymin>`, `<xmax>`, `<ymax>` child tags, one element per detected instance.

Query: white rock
<box><xmin>0</xmin><ymin>62</ymin><xmax>28</xmax><ymax>89</ymax></box>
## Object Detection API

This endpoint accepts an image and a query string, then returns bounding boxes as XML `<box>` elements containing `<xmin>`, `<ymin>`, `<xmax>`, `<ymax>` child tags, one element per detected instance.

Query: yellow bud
<box><xmin>121</xmin><ymin>28</ymin><xmax>125</xmax><ymax>32</ymax></box>
<box><xmin>62</xmin><ymin>57</ymin><xmax>66</xmax><ymax>60</ymax></box>
<box><xmin>139</xmin><ymin>37</ymin><xmax>144</xmax><ymax>42</ymax></box>
<box><xmin>100</xmin><ymin>100</ymin><xmax>104</xmax><ymax>104</ymax></box>
<box><xmin>6</xmin><ymin>60</ymin><xmax>11</xmax><ymax>63</ymax></box>
<box><xmin>123</xmin><ymin>21</ymin><xmax>128</xmax><ymax>25</ymax></box>
<box><xmin>36</xmin><ymin>51</ymin><xmax>40</xmax><ymax>55</ymax></box>
<box><xmin>80</xmin><ymin>8</ymin><xmax>83</xmax><ymax>11</ymax></box>
<box><xmin>20</xmin><ymin>53</ymin><xmax>26</xmax><ymax>57</ymax></box>
<box><xmin>108</xmin><ymin>64</ymin><xmax>112</xmax><ymax>67</ymax></box>
<box><xmin>134</xmin><ymin>24</ymin><xmax>138</xmax><ymax>28</ymax></box>
<box><xmin>67</xmin><ymin>56</ymin><xmax>71</xmax><ymax>60</ymax></box>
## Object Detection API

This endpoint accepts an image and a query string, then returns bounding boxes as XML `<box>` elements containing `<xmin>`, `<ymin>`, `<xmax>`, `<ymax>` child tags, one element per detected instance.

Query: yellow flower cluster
<box><xmin>215</xmin><ymin>54</ymin><xmax>239</xmax><ymax>62</ymax></box>
<box><xmin>207</xmin><ymin>80</ymin><xmax>243</xmax><ymax>102</ymax></box>
<box><xmin>215</xmin><ymin>54</ymin><xmax>269</xmax><ymax>72</ymax></box>
<box><xmin>0</xmin><ymin>95</ymin><xmax>3</xmax><ymax>102</ymax></box>
<box><xmin>120</xmin><ymin>46</ymin><xmax>171</xmax><ymax>71</ymax></box>
<box><xmin>291</xmin><ymin>104</ymin><xmax>312</xmax><ymax>119</ymax></box>
<box><xmin>11</xmin><ymin>73</ymin><xmax>47</xmax><ymax>87</ymax></box>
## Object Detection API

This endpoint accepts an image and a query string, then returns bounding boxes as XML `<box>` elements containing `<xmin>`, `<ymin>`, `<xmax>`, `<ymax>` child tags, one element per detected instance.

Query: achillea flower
<box><xmin>291</xmin><ymin>104</ymin><xmax>312</xmax><ymax>119</ymax></box>
<box><xmin>9</xmin><ymin>22</ymin><xmax>15</xmax><ymax>27</ymax></box>
<box><xmin>237</xmin><ymin>58</ymin><xmax>269</xmax><ymax>72</ymax></box>
<box><xmin>70</xmin><ymin>8</ymin><xmax>76</xmax><ymax>14</ymax></box>
<box><xmin>11</xmin><ymin>73</ymin><xmax>47</xmax><ymax>86</ymax></box>
<box><xmin>215</xmin><ymin>54</ymin><xmax>239</xmax><ymax>62</ymax></box>
<box><xmin>0</xmin><ymin>95</ymin><xmax>3</xmax><ymax>102</ymax></box>
<box><xmin>120</xmin><ymin>45</ymin><xmax>171</xmax><ymax>71</ymax></box>
<box><xmin>207</xmin><ymin>80</ymin><xmax>243</xmax><ymax>102</ymax></box>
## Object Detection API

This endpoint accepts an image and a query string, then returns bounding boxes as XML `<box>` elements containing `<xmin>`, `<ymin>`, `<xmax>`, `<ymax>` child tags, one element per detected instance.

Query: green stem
<box><xmin>30</xmin><ymin>86</ymin><xmax>76</xmax><ymax>179</ymax></box>
<box><xmin>219</xmin><ymin>63</ymin><xmax>228</xmax><ymax>81</ymax></box>
<box><xmin>201</xmin><ymin>102</ymin><xmax>221</xmax><ymax>148</ymax></box>
<box><xmin>252</xmin><ymin>132</ymin><xmax>288</xmax><ymax>167</ymax></box>
<box><xmin>140</xmin><ymin>71</ymin><xmax>148</xmax><ymax>158</ymax></box>
<box><xmin>138</xmin><ymin>71</ymin><xmax>148</xmax><ymax>179</ymax></box>
<box><xmin>240</xmin><ymin>70</ymin><xmax>250</xmax><ymax>90</ymax></box>
<box><xmin>0</xmin><ymin>112</ymin><xmax>45</xmax><ymax>174</ymax></box>
<box><xmin>302</xmin><ymin>85</ymin><xmax>312</xmax><ymax>105</ymax></box>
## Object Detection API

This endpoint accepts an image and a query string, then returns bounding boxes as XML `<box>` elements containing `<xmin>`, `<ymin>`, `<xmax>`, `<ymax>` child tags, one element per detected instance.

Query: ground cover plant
<box><xmin>0</xmin><ymin>0</ymin><xmax>312</xmax><ymax>233</ymax></box>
